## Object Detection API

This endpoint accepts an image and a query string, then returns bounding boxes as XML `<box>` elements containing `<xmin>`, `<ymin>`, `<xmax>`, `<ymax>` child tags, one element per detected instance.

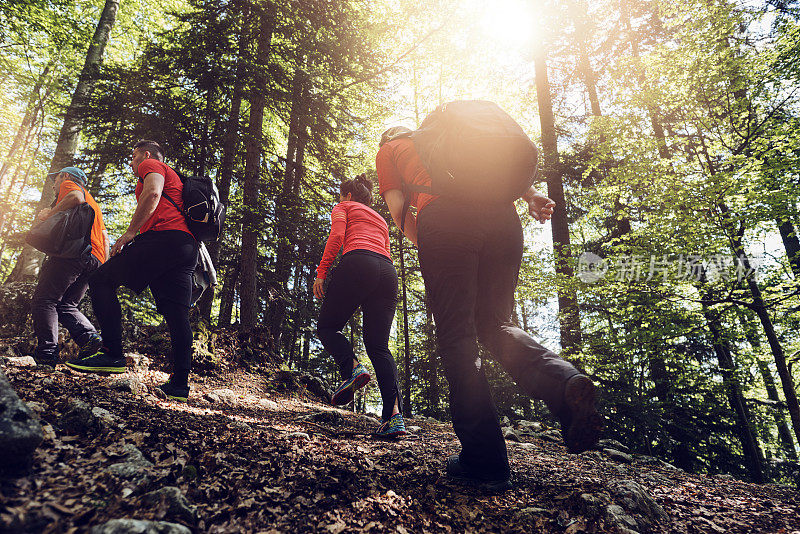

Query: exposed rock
<box><xmin>0</xmin><ymin>368</ymin><xmax>43</xmax><ymax>473</ymax></box>
<box><xmin>406</xmin><ymin>425</ymin><xmax>422</xmax><ymax>433</ymax></box>
<box><xmin>298</xmin><ymin>374</ymin><xmax>332</xmax><ymax>401</ymax></box>
<box><xmin>605</xmin><ymin>448</ymin><xmax>633</xmax><ymax>464</ymax></box>
<box><xmin>58</xmin><ymin>399</ymin><xmax>99</xmax><ymax>434</ymax></box>
<box><xmin>92</xmin><ymin>407</ymin><xmax>120</xmax><ymax>428</ymax></box>
<box><xmin>25</xmin><ymin>401</ymin><xmax>47</xmax><ymax>416</ymax></box>
<box><xmin>609</xmin><ymin>480</ymin><xmax>669</xmax><ymax>532</ymax></box>
<box><xmin>211</xmin><ymin>388</ymin><xmax>238</xmax><ymax>406</ymax></box>
<box><xmin>7</xmin><ymin>356</ymin><xmax>36</xmax><ymax>367</ymax></box>
<box><xmin>286</xmin><ymin>432</ymin><xmax>310</xmax><ymax>441</ymax></box>
<box><xmin>503</xmin><ymin>429</ymin><xmax>521</xmax><ymax>442</ymax></box>
<box><xmin>605</xmin><ymin>504</ymin><xmax>639</xmax><ymax>533</ymax></box>
<box><xmin>258</xmin><ymin>398</ymin><xmax>279</xmax><ymax>410</ymax></box>
<box><xmin>536</xmin><ymin>430</ymin><xmax>562</xmax><ymax>443</ymax></box>
<box><xmin>107</xmin><ymin>444</ymin><xmax>154</xmax><ymax>485</ymax></box>
<box><xmin>90</xmin><ymin>519</ymin><xmax>191</xmax><ymax>534</ymax></box>
<box><xmin>203</xmin><ymin>392</ymin><xmax>221</xmax><ymax>404</ymax></box>
<box><xmin>142</xmin><ymin>486</ymin><xmax>198</xmax><ymax>525</ymax></box>
<box><xmin>110</xmin><ymin>377</ymin><xmax>144</xmax><ymax>394</ymax></box>
<box><xmin>599</xmin><ymin>438</ymin><xmax>629</xmax><ymax>452</ymax></box>
<box><xmin>516</xmin><ymin>420</ymin><xmax>542</xmax><ymax>433</ymax></box>
<box><xmin>308</xmin><ymin>410</ymin><xmax>344</xmax><ymax>426</ymax></box>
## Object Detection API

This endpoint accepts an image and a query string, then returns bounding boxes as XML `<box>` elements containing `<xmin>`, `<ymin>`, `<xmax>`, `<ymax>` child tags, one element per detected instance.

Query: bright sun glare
<box><xmin>478</xmin><ymin>0</ymin><xmax>539</xmax><ymax>50</ymax></box>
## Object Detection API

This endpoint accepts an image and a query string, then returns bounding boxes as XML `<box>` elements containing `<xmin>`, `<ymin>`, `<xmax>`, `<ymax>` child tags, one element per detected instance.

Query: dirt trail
<box><xmin>1</xmin><ymin>360</ymin><xmax>799</xmax><ymax>533</ymax></box>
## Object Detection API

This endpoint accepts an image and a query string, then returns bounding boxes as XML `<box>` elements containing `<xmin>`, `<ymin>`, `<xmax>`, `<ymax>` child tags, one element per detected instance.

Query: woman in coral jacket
<box><xmin>314</xmin><ymin>174</ymin><xmax>406</xmax><ymax>438</ymax></box>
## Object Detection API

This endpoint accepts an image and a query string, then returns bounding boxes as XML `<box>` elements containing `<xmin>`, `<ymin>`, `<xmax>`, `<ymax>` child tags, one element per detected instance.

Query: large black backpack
<box><xmin>396</xmin><ymin>100</ymin><xmax>540</xmax><ymax>230</ymax></box>
<box><xmin>162</xmin><ymin>173</ymin><xmax>226</xmax><ymax>243</ymax></box>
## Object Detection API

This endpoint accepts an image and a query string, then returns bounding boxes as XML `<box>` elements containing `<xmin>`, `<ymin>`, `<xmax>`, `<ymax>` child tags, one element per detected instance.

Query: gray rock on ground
<box><xmin>142</xmin><ymin>486</ymin><xmax>198</xmax><ymax>525</ymax></box>
<box><xmin>59</xmin><ymin>399</ymin><xmax>100</xmax><ymax>434</ymax></box>
<box><xmin>90</xmin><ymin>519</ymin><xmax>191</xmax><ymax>534</ymax></box>
<box><xmin>209</xmin><ymin>388</ymin><xmax>238</xmax><ymax>406</ymax></box>
<box><xmin>6</xmin><ymin>356</ymin><xmax>36</xmax><ymax>367</ymax></box>
<box><xmin>608</xmin><ymin>479</ymin><xmax>669</xmax><ymax>532</ymax></box>
<box><xmin>308</xmin><ymin>410</ymin><xmax>344</xmax><ymax>426</ymax></box>
<box><xmin>598</xmin><ymin>438</ymin><xmax>629</xmax><ymax>452</ymax></box>
<box><xmin>107</xmin><ymin>444</ymin><xmax>154</xmax><ymax>485</ymax></box>
<box><xmin>503</xmin><ymin>429</ymin><xmax>522</xmax><ymax>442</ymax></box>
<box><xmin>0</xmin><ymin>368</ymin><xmax>43</xmax><ymax>473</ymax></box>
<box><xmin>605</xmin><ymin>448</ymin><xmax>633</xmax><ymax>464</ymax></box>
<box><xmin>110</xmin><ymin>377</ymin><xmax>144</xmax><ymax>394</ymax></box>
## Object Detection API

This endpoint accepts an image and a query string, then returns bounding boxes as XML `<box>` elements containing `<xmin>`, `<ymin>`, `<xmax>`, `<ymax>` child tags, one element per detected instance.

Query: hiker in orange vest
<box><xmin>31</xmin><ymin>167</ymin><xmax>108</xmax><ymax>366</ymax></box>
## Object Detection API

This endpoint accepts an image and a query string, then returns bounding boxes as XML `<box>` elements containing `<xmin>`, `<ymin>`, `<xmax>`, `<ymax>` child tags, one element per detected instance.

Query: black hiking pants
<box><xmin>90</xmin><ymin>230</ymin><xmax>198</xmax><ymax>383</ymax></box>
<box><xmin>32</xmin><ymin>254</ymin><xmax>101</xmax><ymax>362</ymax></box>
<box><xmin>418</xmin><ymin>199</ymin><xmax>580</xmax><ymax>478</ymax></box>
<box><xmin>317</xmin><ymin>249</ymin><xmax>402</xmax><ymax>421</ymax></box>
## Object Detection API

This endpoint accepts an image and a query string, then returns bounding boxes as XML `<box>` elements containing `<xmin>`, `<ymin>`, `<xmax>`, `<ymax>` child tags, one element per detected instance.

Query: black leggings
<box><xmin>317</xmin><ymin>250</ymin><xmax>402</xmax><ymax>421</ymax></box>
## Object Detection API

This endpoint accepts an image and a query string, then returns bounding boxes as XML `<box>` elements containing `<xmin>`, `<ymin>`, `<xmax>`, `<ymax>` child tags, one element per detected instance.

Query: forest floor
<box><xmin>1</xmin><ymin>332</ymin><xmax>800</xmax><ymax>533</ymax></box>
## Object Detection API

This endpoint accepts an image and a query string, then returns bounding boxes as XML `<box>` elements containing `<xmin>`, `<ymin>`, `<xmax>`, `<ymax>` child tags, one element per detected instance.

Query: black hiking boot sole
<box><xmin>562</xmin><ymin>374</ymin><xmax>603</xmax><ymax>454</ymax></box>
<box><xmin>446</xmin><ymin>455</ymin><xmax>512</xmax><ymax>493</ymax></box>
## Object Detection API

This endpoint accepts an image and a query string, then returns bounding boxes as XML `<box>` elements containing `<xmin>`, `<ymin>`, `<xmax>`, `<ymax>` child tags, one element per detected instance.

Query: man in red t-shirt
<box><xmin>31</xmin><ymin>167</ymin><xmax>108</xmax><ymax>366</ymax></box>
<box><xmin>376</xmin><ymin>126</ymin><xmax>602</xmax><ymax>491</ymax></box>
<box><xmin>66</xmin><ymin>140</ymin><xmax>199</xmax><ymax>402</ymax></box>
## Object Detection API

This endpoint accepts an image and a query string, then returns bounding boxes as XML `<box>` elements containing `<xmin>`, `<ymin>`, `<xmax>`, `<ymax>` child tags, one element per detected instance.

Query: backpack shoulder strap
<box><xmin>161</xmin><ymin>190</ymin><xmax>185</xmax><ymax>216</ymax></box>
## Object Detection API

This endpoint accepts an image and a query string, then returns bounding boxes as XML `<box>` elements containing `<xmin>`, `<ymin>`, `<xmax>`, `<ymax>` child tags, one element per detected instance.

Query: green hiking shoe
<box><xmin>77</xmin><ymin>334</ymin><xmax>103</xmax><ymax>360</ymax></box>
<box><xmin>66</xmin><ymin>348</ymin><xmax>126</xmax><ymax>374</ymax></box>
<box><xmin>156</xmin><ymin>380</ymin><xmax>190</xmax><ymax>403</ymax></box>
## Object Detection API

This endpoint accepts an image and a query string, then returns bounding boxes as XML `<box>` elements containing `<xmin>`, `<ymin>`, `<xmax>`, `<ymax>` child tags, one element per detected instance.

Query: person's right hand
<box><xmin>313</xmin><ymin>277</ymin><xmax>325</xmax><ymax>299</ymax></box>
<box><xmin>37</xmin><ymin>208</ymin><xmax>52</xmax><ymax>221</ymax></box>
<box><xmin>111</xmin><ymin>230</ymin><xmax>136</xmax><ymax>257</ymax></box>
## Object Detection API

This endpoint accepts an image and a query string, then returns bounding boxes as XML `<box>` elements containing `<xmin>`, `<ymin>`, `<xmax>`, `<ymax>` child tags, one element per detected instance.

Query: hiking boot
<box><xmin>77</xmin><ymin>334</ymin><xmax>103</xmax><ymax>360</ymax></box>
<box><xmin>331</xmin><ymin>363</ymin><xmax>371</xmax><ymax>405</ymax></box>
<box><xmin>157</xmin><ymin>380</ymin><xmax>190</xmax><ymax>403</ymax></box>
<box><xmin>33</xmin><ymin>351</ymin><xmax>59</xmax><ymax>367</ymax></box>
<box><xmin>560</xmin><ymin>374</ymin><xmax>603</xmax><ymax>454</ymax></box>
<box><xmin>373</xmin><ymin>413</ymin><xmax>408</xmax><ymax>439</ymax></box>
<box><xmin>65</xmin><ymin>348</ymin><xmax>126</xmax><ymax>374</ymax></box>
<box><xmin>446</xmin><ymin>455</ymin><xmax>512</xmax><ymax>493</ymax></box>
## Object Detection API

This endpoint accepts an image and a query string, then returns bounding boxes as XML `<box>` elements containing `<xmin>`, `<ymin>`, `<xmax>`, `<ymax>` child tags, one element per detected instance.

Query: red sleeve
<box><xmin>136</xmin><ymin>159</ymin><xmax>167</xmax><ymax>181</ymax></box>
<box><xmin>376</xmin><ymin>144</ymin><xmax>403</xmax><ymax>197</ymax></box>
<box><xmin>316</xmin><ymin>204</ymin><xmax>348</xmax><ymax>279</ymax></box>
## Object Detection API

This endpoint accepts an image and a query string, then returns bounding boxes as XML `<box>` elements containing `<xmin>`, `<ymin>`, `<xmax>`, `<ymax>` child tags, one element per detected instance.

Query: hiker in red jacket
<box><xmin>376</xmin><ymin>124</ymin><xmax>602</xmax><ymax>491</ymax></box>
<box><xmin>314</xmin><ymin>174</ymin><xmax>406</xmax><ymax>438</ymax></box>
<box><xmin>66</xmin><ymin>140</ymin><xmax>199</xmax><ymax>403</ymax></box>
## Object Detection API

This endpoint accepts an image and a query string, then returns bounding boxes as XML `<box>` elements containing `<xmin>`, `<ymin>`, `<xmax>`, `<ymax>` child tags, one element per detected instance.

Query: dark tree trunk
<box><xmin>218</xmin><ymin>256</ymin><xmax>240</xmax><ymax>328</ymax></box>
<box><xmin>8</xmin><ymin>0</ymin><xmax>119</xmax><ymax>281</ymax></box>
<box><xmin>238</xmin><ymin>5</ymin><xmax>275</xmax><ymax>330</ymax></box>
<box><xmin>268</xmin><ymin>70</ymin><xmax>309</xmax><ymax>347</ymax></box>
<box><xmin>199</xmin><ymin>3</ymin><xmax>249</xmax><ymax>322</ymax></box>
<box><xmin>533</xmin><ymin>46</ymin><xmax>582</xmax><ymax>354</ymax></box>
<box><xmin>777</xmin><ymin>214</ymin><xmax>800</xmax><ymax>278</ymax></box>
<box><xmin>702</xmin><ymin>305</ymin><xmax>765</xmax><ymax>483</ymax></box>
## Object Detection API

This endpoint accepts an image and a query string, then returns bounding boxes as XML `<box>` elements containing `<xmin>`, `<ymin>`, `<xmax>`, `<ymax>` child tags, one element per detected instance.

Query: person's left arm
<box><xmin>383</xmin><ymin>189</ymin><xmax>418</xmax><ymax>246</ymax></box>
<box><xmin>37</xmin><ymin>188</ymin><xmax>85</xmax><ymax>221</ymax></box>
<box><xmin>521</xmin><ymin>186</ymin><xmax>555</xmax><ymax>224</ymax></box>
<box><xmin>111</xmin><ymin>171</ymin><xmax>165</xmax><ymax>256</ymax></box>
